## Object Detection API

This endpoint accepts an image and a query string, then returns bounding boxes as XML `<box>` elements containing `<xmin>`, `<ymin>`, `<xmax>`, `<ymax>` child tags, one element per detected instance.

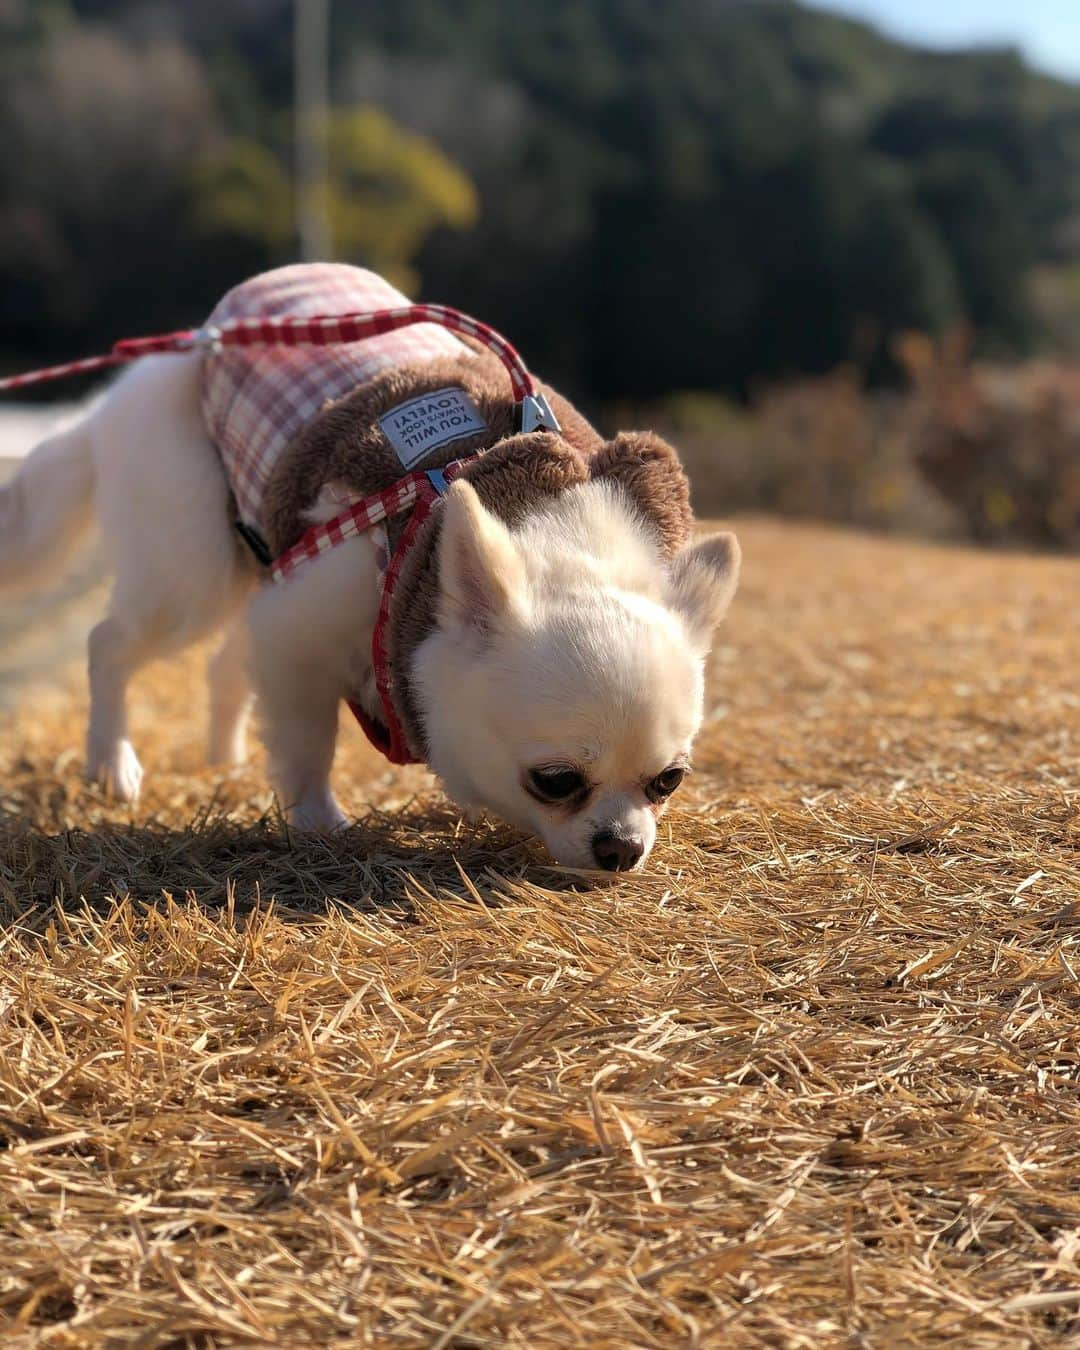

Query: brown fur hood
<box><xmin>261</xmin><ymin>349</ymin><xmax>694</xmax><ymax>762</ymax></box>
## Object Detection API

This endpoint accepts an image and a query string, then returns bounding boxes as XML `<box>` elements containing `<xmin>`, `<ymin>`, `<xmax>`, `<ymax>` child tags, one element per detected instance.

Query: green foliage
<box><xmin>325</xmin><ymin>107</ymin><xmax>478</xmax><ymax>290</ymax></box>
<box><xmin>192</xmin><ymin>139</ymin><xmax>294</xmax><ymax>251</ymax></box>
<box><xmin>912</xmin><ymin>149</ymin><xmax>1033</xmax><ymax>343</ymax></box>
<box><xmin>190</xmin><ymin>106</ymin><xmax>477</xmax><ymax>290</ymax></box>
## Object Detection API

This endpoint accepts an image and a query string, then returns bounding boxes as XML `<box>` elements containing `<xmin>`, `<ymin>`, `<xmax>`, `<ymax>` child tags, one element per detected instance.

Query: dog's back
<box><xmin>201</xmin><ymin>264</ymin><xmax>467</xmax><ymax>536</ymax></box>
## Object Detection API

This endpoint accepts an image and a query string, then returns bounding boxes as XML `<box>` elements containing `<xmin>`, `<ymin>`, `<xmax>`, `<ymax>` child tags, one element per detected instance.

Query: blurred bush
<box><xmin>637</xmin><ymin>375</ymin><xmax>956</xmax><ymax>538</ymax></box>
<box><xmin>642</xmin><ymin>341</ymin><xmax>1080</xmax><ymax>550</ymax></box>
<box><xmin>192</xmin><ymin>140</ymin><xmax>294</xmax><ymax>253</ymax></box>
<box><xmin>899</xmin><ymin>333</ymin><xmax>1080</xmax><ymax>549</ymax></box>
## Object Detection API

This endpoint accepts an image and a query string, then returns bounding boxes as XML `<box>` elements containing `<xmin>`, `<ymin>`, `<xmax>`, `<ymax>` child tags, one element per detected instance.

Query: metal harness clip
<box><xmin>177</xmin><ymin>324</ymin><xmax>223</xmax><ymax>353</ymax></box>
<box><xmin>518</xmin><ymin>391</ymin><xmax>562</xmax><ymax>434</ymax></box>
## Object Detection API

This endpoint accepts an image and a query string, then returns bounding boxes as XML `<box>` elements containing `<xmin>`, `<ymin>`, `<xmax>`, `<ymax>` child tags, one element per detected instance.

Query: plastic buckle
<box><xmin>234</xmin><ymin>520</ymin><xmax>273</xmax><ymax>567</ymax></box>
<box><xmin>425</xmin><ymin>468</ymin><xmax>449</xmax><ymax>495</ymax></box>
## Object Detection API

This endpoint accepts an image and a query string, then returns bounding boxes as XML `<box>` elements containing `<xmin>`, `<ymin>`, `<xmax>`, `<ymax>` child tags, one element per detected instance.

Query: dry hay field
<box><xmin>1</xmin><ymin>518</ymin><xmax>1078</xmax><ymax>1347</ymax></box>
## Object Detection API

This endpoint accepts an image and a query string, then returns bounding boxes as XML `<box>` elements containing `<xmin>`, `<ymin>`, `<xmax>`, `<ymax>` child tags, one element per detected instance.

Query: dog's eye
<box><xmin>648</xmin><ymin>765</ymin><xmax>686</xmax><ymax>801</ymax></box>
<box><xmin>526</xmin><ymin>766</ymin><xmax>586</xmax><ymax>802</ymax></box>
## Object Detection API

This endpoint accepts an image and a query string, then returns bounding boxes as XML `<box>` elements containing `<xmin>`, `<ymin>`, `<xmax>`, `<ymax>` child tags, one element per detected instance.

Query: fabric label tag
<box><xmin>378</xmin><ymin>386</ymin><xmax>487</xmax><ymax>468</ymax></box>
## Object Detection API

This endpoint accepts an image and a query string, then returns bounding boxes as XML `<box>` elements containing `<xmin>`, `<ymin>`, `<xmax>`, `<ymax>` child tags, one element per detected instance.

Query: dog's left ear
<box><xmin>301</xmin><ymin>480</ymin><xmax>357</xmax><ymax>524</ymax></box>
<box><xmin>588</xmin><ymin>431</ymin><xmax>693</xmax><ymax>559</ymax></box>
<box><xmin>437</xmin><ymin>480</ymin><xmax>528</xmax><ymax>640</ymax></box>
<box><xmin>667</xmin><ymin>532</ymin><xmax>741</xmax><ymax>654</ymax></box>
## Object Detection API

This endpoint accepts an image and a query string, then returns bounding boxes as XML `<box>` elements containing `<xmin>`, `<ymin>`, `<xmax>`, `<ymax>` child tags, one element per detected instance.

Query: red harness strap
<box><xmin>0</xmin><ymin>301</ymin><xmax>560</xmax><ymax>765</ymax></box>
<box><xmin>271</xmin><ymin>456</ymin><xmax>476</xmax><ymax>765</ymax></box>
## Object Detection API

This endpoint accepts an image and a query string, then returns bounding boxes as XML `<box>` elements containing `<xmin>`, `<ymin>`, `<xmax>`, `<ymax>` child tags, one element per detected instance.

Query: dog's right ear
<box><xmin>437</xmin><ymin>480</ymin><xmax>529</xmax><ymax>640</ymax></box>
<box><xmin>667</xmin><ymin>532</ymin><xmax>741</xmax><ymax>655</ymax></box>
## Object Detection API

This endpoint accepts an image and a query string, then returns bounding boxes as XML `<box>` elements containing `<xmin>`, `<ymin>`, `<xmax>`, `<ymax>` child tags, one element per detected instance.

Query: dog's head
<box><xmin>411</xmin><ymin>476</ymin><xmax>739</xmax><ymax>871</ymax></box>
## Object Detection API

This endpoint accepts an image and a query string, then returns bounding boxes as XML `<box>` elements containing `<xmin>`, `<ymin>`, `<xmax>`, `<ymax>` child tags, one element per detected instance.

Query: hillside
<box><xmin>5</xmin><ymin>1</ymin><xmax>1080</xmax><ymax>394</ymax></box>
<box><xmin>2</xmin><ymin>520</ymin><xmax>1078</xmax><ymax>1343</ymax></box>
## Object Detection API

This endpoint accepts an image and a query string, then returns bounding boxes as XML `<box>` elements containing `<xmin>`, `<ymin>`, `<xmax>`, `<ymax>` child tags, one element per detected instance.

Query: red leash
<box><xmin>0</xmin><ymin>303</ymin><xmax>547</xmax><ymax>400</ymax></box>
<box><xmin>1</xmin><ymin>301</ymin><xmax>561</xmax><ymax>766</ymax></box>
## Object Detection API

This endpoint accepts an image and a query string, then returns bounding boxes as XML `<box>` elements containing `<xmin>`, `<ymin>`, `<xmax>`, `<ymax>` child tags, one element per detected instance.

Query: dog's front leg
<box><xmin>247</xmin><ymin>535</ymin><xmax>379</xmax><ymax>832</ymax></box>
<box><xmin>259</xmin><ymin>671</ymin><xmax>348</xmax><ymax>831</ymax></box>
<box><xmin>207</xmin><ymin>620</ymin><xmax>253</xmax><ymax>767</ymax></box>
<box><xmin>86</xmin><ymin>616</ymin><xmax>148</xmax><ymax>802</ymax></box>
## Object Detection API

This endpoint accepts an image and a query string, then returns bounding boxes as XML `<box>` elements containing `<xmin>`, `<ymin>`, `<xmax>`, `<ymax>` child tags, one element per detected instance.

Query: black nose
<box><xmin>591</xmin><ymin>828</ymin><xmax>645</xmax><ymax>872</ymax></box>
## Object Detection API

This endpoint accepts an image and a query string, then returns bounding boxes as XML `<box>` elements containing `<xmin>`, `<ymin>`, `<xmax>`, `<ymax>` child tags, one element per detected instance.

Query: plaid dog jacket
<box><xmin>200</xmin><ymin>264</ymin><xmax>469</xmax><ymax>534</ymax></box>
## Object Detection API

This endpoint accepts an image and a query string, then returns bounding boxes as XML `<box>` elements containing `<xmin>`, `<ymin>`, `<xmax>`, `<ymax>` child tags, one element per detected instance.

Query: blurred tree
<box><xmin>913</xmin><ymin>149</ymin><xmax>1034</xmax><ymax>345</ymax></box>
<box><xmin>192</xmin><ymin>139</ymin><xmax>294</xmax><ymax>252</ymax></box>
<box><xmin>325</xmin><ymin>107</ymin><xmax>477</xmax><ymax>290</ymax></box>
<box><xmin>7</xmin><ymin>0</ymin><xmax>1080</xmax><ymax>396</ymax></box>
<box><xmin>588</xmin><ymin>141</ymin><xmax>960</xmax><ymax>396</ymax></box>
<box><xmin>344</xmin><ymin>0</ymin><xmax>1080</xmax><ymax>394</ymax></box>
<box><xmin>191</xmin><ymin>106</ymin><xmax>478</xmax><ymax>291</ymax></box>
<box><xmin>0</xmin><ymin>23</ymin><xmax>219</xmax><ymax>356</ymax></box>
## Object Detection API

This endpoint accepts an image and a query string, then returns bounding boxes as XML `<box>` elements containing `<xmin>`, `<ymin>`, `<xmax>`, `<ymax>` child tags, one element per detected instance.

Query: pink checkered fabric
<box><xmin>200</xmin><ymin>264</ymin><xmax>467</xmax><ymax>531</ymax></box>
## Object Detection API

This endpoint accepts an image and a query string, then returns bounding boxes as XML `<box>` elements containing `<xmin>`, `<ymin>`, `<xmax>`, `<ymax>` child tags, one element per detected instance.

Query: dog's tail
<box><xmin>0</xmin><ymin>420</ymin><xmax>96</xmax><ymax>592</ymax></box>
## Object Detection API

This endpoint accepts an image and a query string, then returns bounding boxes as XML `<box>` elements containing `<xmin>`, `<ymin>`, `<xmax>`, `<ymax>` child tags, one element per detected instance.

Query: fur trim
<box><xmin>588</xmin><ymin>431</ymin><xmax>693</xmax><ymax>560</ymax></box>
<box><xmin>261</xmin><ymin>352</ymin><xmax>600</xmax><ymax>555</ymax></box>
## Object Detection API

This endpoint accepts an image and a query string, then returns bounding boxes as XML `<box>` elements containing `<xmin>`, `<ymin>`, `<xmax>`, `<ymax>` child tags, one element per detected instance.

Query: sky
<box><xmin>806</xmin><ymin>0</ymin><xmax>1080</xmax><ymax>83</ymax></box>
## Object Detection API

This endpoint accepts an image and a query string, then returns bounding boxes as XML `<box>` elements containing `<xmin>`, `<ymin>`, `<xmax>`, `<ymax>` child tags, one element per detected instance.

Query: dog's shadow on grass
<box><xmin>0</xmin><ymin>800</ymin><xmax>588</xmax><ymax>923</ymax></box>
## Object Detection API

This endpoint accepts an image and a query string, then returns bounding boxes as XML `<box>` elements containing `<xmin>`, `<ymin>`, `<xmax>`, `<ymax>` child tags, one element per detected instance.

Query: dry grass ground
<box><xmin>1</xmin><ymin>518</ymin><xmax>1078</xmax><ymax>1347</ymax></box>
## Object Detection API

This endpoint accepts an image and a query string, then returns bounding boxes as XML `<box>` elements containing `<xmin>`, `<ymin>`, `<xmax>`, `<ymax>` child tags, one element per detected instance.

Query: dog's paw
<box><xmin>287</xmin><ymin>794</ymin><xmax>349</xmax><ymax>833</ymax></box>
<box><xmin>87</xmin><ymin>739</ymin><xmax>144</xmax><ymax>803</ymax></box>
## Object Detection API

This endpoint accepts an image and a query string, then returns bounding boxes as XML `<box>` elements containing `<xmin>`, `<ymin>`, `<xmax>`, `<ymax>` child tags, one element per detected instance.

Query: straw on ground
<box><xmin>1</xmin><ymin>518</ymin><xmax>1078</xmax><ymax>1346</ymax></box>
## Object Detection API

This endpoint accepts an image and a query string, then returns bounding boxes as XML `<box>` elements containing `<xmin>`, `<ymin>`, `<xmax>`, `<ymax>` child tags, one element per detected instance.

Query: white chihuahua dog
<box><xmin>1</xmin><ymin>271</ymin><xmax>739</xmax><ymax>871</ymax></box>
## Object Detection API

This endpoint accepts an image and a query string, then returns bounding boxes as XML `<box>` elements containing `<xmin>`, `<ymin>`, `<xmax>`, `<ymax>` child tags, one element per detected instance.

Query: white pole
<box><xmin>294</xmin><ymin>0</ymin><xmax>331</xmax><ymax>261</ymax></box>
